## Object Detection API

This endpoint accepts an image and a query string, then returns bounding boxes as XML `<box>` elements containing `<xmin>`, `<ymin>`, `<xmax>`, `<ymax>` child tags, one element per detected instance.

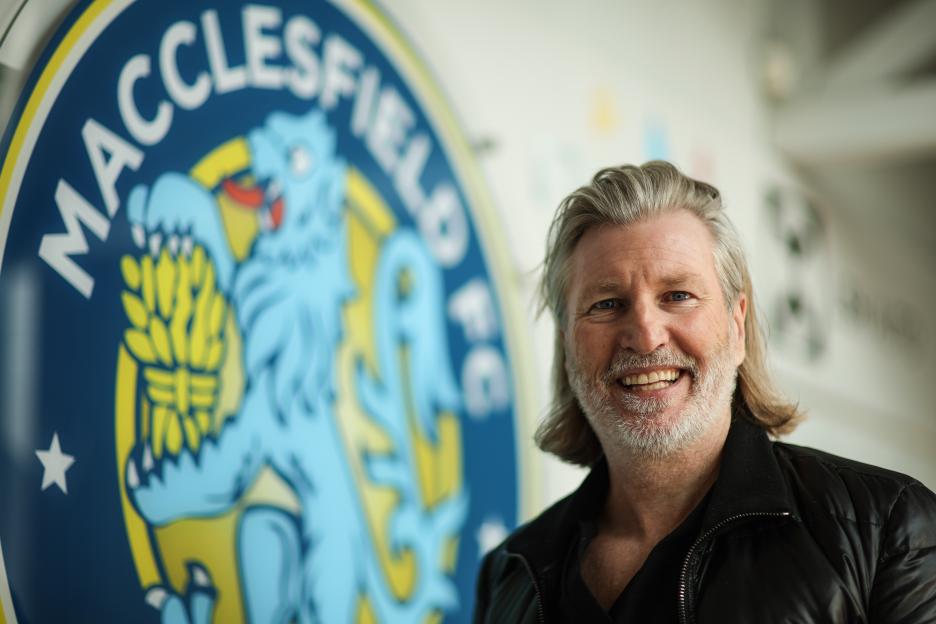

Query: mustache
<box><xmin>601</xmin><ymin>348</ymin><xmax>699</xmax><ymax>382</ymax></box>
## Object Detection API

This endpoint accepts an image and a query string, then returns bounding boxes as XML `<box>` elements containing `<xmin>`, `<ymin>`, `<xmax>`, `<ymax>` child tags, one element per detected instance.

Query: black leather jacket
<box><xmin>474</xmin><ymin>418</ymin><xmax>936</xmax><ymax>623</ymax></box>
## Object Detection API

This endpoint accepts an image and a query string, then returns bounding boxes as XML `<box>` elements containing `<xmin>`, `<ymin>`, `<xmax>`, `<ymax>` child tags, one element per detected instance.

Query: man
<box><xmin>474</xmin><ymin>162</ymin><xmax>936</xmax><ymax>623</ymax></box>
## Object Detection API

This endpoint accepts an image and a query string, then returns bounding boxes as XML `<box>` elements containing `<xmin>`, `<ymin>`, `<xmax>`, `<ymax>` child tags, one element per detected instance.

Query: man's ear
<box><xmin>732</xmin><ymin>293</ymin><xmax>747</xmax><ymax>366</ymax></box>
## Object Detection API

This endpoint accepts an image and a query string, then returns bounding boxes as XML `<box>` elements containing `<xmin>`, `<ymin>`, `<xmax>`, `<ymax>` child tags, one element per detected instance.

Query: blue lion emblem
<box><xmin>122</xmin><ymin>109</ymin><xmax>467</xmax><ymax>623</ymax></box>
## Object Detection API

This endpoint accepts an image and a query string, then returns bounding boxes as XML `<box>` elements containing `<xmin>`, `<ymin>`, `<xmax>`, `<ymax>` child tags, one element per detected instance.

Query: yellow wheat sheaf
<box><xmin>120</xmin><ymin>245</ymin><xmax>227</xmax><ymax>459</ymax></box>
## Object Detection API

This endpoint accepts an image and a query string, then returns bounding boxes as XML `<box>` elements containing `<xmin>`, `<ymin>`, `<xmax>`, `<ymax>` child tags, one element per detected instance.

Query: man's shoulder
<box><xmin>774</xmin><ymin>441</ymin><xmax>922</xmax><ymax>486</ymax></box>
<box><xmin>493</xmin><ymin>484</ymin><xmax>581</xmax><ymax>559</ymax></box>
<box><xmin>772</xmin><ymin>441</ymin><xmax>936</xmax><ymax>550</ymax></box>
<box><xmin>486</xmin><ymin>463</ymin><xmax>604</xmax><ymax>568</ymax></box>
<box><xmin>475</xmin><ymin>485</ymin><xmax>579</xmax><ymax>612</ymax></box>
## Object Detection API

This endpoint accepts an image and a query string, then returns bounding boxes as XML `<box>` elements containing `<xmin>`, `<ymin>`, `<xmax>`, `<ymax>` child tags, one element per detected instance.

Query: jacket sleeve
<box><xmin>473</xmin><ymin>549</ymin><xmax>498</xmax><ymax>624</ymax></box>
<box><xmin>868</xmin><ymin>481</ymin><xmax>936</xmax><ymax>622</ymax></box>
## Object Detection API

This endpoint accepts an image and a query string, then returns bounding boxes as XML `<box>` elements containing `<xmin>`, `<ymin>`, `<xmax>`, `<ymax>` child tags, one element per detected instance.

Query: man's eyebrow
<box><xmin>659</xmin><ymin>272</ymin><xmax>705</xmax><ymax>288</ymax></box>
<box><xmin>579</xmin><ymin>281</ymin><xmax>621</xmax><ymax>298</ymax></box>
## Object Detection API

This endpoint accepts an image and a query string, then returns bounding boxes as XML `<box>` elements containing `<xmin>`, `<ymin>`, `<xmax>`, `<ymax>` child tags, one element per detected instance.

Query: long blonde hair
<box><xmin>536</xmin><ymin>162</ymin><xmax>802</xmax><ymax>466</ymax></box>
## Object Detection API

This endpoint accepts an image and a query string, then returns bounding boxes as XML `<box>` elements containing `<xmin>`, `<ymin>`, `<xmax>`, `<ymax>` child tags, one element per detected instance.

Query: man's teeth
<box><xmin>622</xmin><ymin>369</ymin><xmax>680</xmax><ymax>389</ymax></box>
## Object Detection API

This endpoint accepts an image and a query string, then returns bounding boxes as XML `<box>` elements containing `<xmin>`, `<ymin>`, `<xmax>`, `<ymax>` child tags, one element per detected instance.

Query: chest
<box><xmin>582</xmin><ymin>523</ymin><xmax>868</xmax><ymax>623</ymax></box>
<box><xmin>687</xmin><ymin>523</ymin><xmax>870</xmax><ymax>623</ymax></box>
<box><xmin>580</xmin><ymin>535</ymin><xmax>654</xmax><ymax>610</ymax></box>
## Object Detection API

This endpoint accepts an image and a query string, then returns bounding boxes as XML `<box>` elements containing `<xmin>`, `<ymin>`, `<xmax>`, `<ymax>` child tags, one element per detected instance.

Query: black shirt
<box><xmin>559</xmin><ymin>487</ymin><xmax>710</xmax><ymax>623</ymax></box>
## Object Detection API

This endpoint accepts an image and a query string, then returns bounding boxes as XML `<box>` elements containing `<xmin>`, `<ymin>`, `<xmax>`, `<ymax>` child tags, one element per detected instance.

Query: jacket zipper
<box><xmin>507</xmin><ymin>553</ymin><xmax>547</xmax><ymax>624</ymax></box>
<box><xmin>677</xmin><ymin>511</ymin><xmax>793</xmax><ymax>624</ymax></box>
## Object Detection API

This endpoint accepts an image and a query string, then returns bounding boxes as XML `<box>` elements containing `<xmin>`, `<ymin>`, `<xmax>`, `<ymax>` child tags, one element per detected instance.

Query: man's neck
<box><xmin>599</xmin><ymin>415</ymin><xmax>730</xmax><ymax>542</ymax></box>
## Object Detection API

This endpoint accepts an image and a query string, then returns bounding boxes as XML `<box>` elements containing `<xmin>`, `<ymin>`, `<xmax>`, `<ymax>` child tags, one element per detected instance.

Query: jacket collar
<box><xmin>701</xmin><ymin>413</ymin><xmax>797</xmax><ymax>528</ymax></box>
<box><xmin>503</xmin><ymin>415</ymin><xmax>798</xmax><ymax>574</ymax></box>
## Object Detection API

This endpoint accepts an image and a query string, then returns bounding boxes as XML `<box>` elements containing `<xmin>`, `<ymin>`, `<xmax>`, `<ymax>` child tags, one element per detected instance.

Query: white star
<box><xmin>476</xmin><ymin>517</ymin><xmax>508</xmax><ymax>557</ymax></box>
<box><xmin>35</xmin><ymin>433</ymin><xmax>75</xmax><ymax>494</ymax></box>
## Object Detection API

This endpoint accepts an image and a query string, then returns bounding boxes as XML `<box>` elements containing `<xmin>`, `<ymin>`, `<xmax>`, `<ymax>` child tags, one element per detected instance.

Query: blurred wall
<box><xmin>379</xmin><ymin>0</ymin><xmax>936</xmax><ymax>503</ymax></box>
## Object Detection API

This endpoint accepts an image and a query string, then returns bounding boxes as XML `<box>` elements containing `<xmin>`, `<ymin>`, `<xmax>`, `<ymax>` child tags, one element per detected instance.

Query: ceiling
<box><xmin>765</xmin><ymin>0</ymin><xmax>936</xmax><ymax>256</ymax></box>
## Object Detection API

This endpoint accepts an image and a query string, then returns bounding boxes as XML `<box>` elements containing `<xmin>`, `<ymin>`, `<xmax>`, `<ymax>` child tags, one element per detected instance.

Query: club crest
<box><xmin>0</xmin><ymin>2</ymin><xmax>526</xmax><ymax>622</ymax></box>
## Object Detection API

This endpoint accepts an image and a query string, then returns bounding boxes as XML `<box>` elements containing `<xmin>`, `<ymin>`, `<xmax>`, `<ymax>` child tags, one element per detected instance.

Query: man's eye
<box><xmin>668</xmin><ymin>291</ymin><xmax>692</xmax><ymax>302</ymax></box>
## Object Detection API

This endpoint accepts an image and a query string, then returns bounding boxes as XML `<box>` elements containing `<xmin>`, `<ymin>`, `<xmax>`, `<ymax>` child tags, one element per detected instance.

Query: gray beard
<box><xmin>567</xmin><ymin>337</ymin><xmax>738</xmax><ymax>459</ymax></box>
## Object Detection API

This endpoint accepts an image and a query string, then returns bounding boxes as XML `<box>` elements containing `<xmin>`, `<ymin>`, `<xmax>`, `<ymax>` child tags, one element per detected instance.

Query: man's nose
<box><xmin>620</xmin><ymin>300</ymin><xmax>667</xmax><ymax>354</ymax></box>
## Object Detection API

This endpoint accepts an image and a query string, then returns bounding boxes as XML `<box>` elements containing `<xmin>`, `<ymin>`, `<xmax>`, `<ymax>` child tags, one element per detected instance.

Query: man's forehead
<box><xmin>572</xmin><ymin>214</ymin><xmax>715</xmax><ymax>264</ymax></box>
<box><xmin>565</xmin><ymin>214</ymin><xmax>720</xmax><ymax>298</ymax></box>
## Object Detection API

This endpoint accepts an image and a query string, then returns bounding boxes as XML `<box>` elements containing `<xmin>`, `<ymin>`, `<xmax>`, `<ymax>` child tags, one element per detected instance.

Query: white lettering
<box><xmin>82</xmin><ymin>118</ymin><xmax>143</xmax><ymax>217</ymax></box>
<box><xmin>118</xmin><ymin>54</ymin><xmax>173</xmax><ymax>146</ymax></box>
<box><xmin>320</xmin><ymin>34</ymin><xmax>361</xmax><ymax>109</ymax></box>
<box><xmin>38</xmin><ymin>180</ymin><xmax>111</xmax><ymax>299</ymax></box>
<box><xmin>284</xmin><ymin>15</ymin><xmax>321</xmax><ymax>99</ymax></box>
<box><xmin>243</xmin><ymin>5</ymin><xmax>284</xmax><ymax>89</ymax></box>
<box><xmin>367</xmin><ymin>86</ymin><xmax>413</xmax><ymax>173</ymax></box>
<box><xmin>462</xmin><ymin>346</ymin><xmax>510</xmax><ymax>419</ymax></box>
<box><xmin>395</xmin><ymin>132</ymin><xmax>429</xmax><ymax>213</ymax></box>
<box><xmin>351</xmin><ymin>66</ymin><xmax>379</xmax><ymax>137</ymax></box>
<box><xmin>202</xmin><ymin>9</ymin><xmax>247</xmax><ymax>94</ymax></box>
<box><xmin>448</xmin><ymin>279</ymin><xmax>499</xmax><ymax>342</ymax></box>
<box><xmin>420</xmin><ymin>183</ymin><xmax>467</xmax><ymax>267</ymax></box>
<box><xmin>160</xmin><ymin>21</ymin><xmax>211</xmax><ymax>110</ymax></box>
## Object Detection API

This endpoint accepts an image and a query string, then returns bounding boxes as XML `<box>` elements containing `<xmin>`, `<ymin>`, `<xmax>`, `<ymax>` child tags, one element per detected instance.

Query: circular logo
<box><xmin>0</xmin><ymin>2</ymin><xmax>525</xmax><ymax>622</ymax></box>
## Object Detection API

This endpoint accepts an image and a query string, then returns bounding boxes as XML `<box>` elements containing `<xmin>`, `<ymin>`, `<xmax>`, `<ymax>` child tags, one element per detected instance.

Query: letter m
<box><xmin>38</xmin><ymin>179</ymin><xmax>110</xmax><ymax>299</ymax></box>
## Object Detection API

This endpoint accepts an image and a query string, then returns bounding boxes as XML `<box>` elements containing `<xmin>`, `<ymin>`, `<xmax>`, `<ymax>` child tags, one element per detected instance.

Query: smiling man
<box><xmin>474</xmin><ymin>162</ymin><xmax>936</xmax><ymax>623</ymax></box>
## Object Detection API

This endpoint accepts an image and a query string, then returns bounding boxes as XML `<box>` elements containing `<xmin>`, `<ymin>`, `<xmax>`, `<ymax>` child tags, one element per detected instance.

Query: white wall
<box><xmin>768</xmin><ymin>196</ymin><xmax>936</xmax><ymax>487</ymax></box>
<box><xmin>382</xmin><ymin>0</ymin><xmax>936</xmax><ymax>514</ymax></box>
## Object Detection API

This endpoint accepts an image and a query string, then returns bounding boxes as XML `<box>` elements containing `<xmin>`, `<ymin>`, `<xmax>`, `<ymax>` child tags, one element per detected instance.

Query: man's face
<box><xmin>563</xmin><ymin>211</ymin><xmax>746</xmax><ymax>457</ymax></box>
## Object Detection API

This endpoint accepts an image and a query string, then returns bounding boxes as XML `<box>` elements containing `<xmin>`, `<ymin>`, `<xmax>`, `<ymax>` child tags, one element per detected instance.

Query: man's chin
<box><xmin>613</xmin><ymin>412</ymin><xmax>705</xmax><ymax>457</ymax></box>
<box><xmin>614</xmin><ymin>395</ymin><xmax>676</xmax><ymax>417</ymax></box>
<box><xmin>576</xmin><ymin>394</ymin><xmax>714</xmax><ymax>458</ymax></box>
